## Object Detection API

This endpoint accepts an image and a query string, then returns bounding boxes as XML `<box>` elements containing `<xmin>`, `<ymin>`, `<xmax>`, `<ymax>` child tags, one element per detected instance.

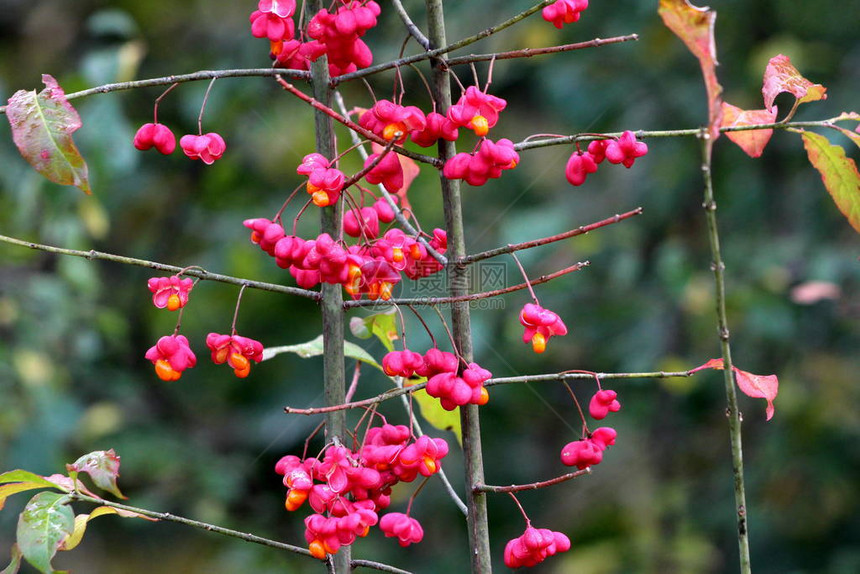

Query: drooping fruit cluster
<box><xmin>542</xmin><ymin>0</ymin><xmax>589</xmax><ymax>29</ymax></box>
<box><xmin>519</xmin><ymin>303</ymin><xmax>568</xmax><ymax>353</ymax></box>
<box><xmin>205</xmin><ymin>333</ymin><xmax>264</xmax><ymax>378</ymax></box>
<box><xmin>504</xmin><ymin>525</ymin><xmax>572</xmax><ymax>568</ymax></box>
<box><xmin>133</xmin><ymin>123</ymin><xmax>176</xmax><ymax>155</ymax></box>
<box><xmin>144</xmin><ymin>275</ymin><xmax>263</xmax><ymax>381</ymax></box>
<box><xmin>566</xmin><ymin>131</ymin><xmax>649</xmax><ymax>186</ymax></box>
<box><xmin>559</xmin><ymin>388</ymin><xmax>621</xmax><ymax>470</ymax></box>
<box><xmin>383</xmin><ymin>348</ymin><xmax>492</xmax><ymax>410</ymax></box>
<box><xmin>276</xmin><ymin>424</ymin><xmax>448</xmax><ymax>559</ymax></box>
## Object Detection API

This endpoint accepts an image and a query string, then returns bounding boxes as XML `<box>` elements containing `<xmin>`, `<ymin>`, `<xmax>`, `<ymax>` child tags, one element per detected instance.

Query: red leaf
<box><xmin>733</xmin><ymin>368</ymin><xmax>778</xmax><ymax>421</ymax></box>
<box><xmin>691</xmin><ymin>358</ymin><xmax>779</xmax><ymax>420</ymax></box>
<box><xmin>801</xmin><ymin>131</ymin><xmax>860</xmax><ymax>233</ymax></box>
<box><xmin>65</xmin><ymin>450</ymin><xmax>126</xmax><ymax>499</ymax></box>
<box><xmin>762</xmin><ymin>54</ymin><xmax>827</xmax><ymax>112</ymax></box>
<box><xmin>6</xmin><ymin>74</ymin><xmax>91</xmax><ymax>194</ymax></box>
<box><xmin>659</xmin><ymin>0</ymin><xmax>723</xmax><ymax>140</ymax></box>
<box><xmin>720</xmin><ymin>102</ymin><xmax>777</xmax><ymax>157</ymax></box>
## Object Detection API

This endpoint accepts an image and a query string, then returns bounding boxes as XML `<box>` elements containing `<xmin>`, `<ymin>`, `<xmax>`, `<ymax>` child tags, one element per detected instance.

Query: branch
<box><xmin>284</xmin><ymin>368</ymin><xmax>693</xmax><ymax>415</ymax></box>
<box><xmin>274</xmin><ymin>75</ymin><xmax>443</xmax><ymax>168</ymax></box>
<box><xmin>474</xmin><ymin>468</ymin><xmax>591</xmax><ymax>493</ymax></box>
<box><xmin>390</xmin><ymin>0</ymin><xmax>430</xmax><ymax>50</ymax></box>
<box><xmin>444</xmin><ymin>34</ymin><xmax>639</xmax><ymax>67</ymax></box>
<box><xmin>351</xmin><ymin>559</ymin><xmax>414</xmax><ymax>574</ymax></box>
<box><xmin>331</xmin><ymin>0</ymin><xmax>557</xmax><ymax>86</ymax></box>
<box><xmin>698</xmin><ymin>128</ymin><xmax>751</xmax><ymax>573</ymax></box>
<box><xmin>0</xmin><ymin>233</ymin><xmax>321</xmax><ymax>300</ymax></box>
<box><xmin>485</xmin><ymin>369</ymin><xmax>693</xmax><ymax>387</ymax></box>
<box><xmin>460</xmin><ymin>208</ymin><xmax>643</xmax><ymax>265</ymax></box>
<box><xmin>513</xmin><ymin>120</ymin><xmax>845</xmax><ymax>152</ymax></box>
<box><xmin>0</xmin><ymin>68</ymin><xmax>310</xmax><ymax>115</ymax></box>
<box><xmin>66</xmin><ymin>491</ymin><xmax>313</xmax><ymax>556</ymax></box>
<box><xmin>342</xmin><ymin>261</ymin><xmax>589</xmax><ymax>309</ymax></box>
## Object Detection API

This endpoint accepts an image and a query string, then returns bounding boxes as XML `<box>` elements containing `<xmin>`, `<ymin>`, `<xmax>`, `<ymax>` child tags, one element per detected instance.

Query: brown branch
<box><xmin>460</xmin><ymin>209</ymin><xmax>643</xmax><ymax>265</ymax></box>
<box><xmin>474</xmin><ymin>468</ymin><xmax>592</xmax><ymax>493</ymax></box>
<box><xmin>444</xmin><ymin>34</ymin><xmax>639</xmax><ymax>67</ymax></box>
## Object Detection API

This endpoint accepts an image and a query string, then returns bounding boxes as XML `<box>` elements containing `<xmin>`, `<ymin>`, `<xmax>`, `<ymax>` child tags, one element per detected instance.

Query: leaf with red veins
<box><xmin>65</xmin><ymin>450</ymin><xmax>126</xmax><ymax>499</ymax></box>
<box><xmin>801</xmin><ymin>131</ymin><xmax>860</xmax><ymax>233</ymax></box>
<box><xmin>6</xmin><ymin>74</ymin><xmax>91</xmax><ymax>194</ymax></box>
<box><xmin>762</xmin><ymin>54</ymin><xmax>827</xmax><ymax>112</ymax></box>
<box><xmin>720</xmin><ymin>102</ymin><xmax>778</xmax><ymax>157</ymax></box>
<box><xmin>691</xmin><ymin>358</ymin><xmax>779</xmax><ymax>421</ymax></box>
<box><xmin>658</xmin><ymin>0</ymin><xmax>722</xmax><ymax>140</ymax></box>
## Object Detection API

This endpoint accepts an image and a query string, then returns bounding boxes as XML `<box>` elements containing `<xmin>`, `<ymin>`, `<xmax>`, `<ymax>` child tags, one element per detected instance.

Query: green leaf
<box><xmin>801</xmin><ymin>131</ymin><xmax>860</xmax><ymax>233</ymax></box>
<box><xmin>65</xmin><ymin>450</ymin><xmax>125</xmax><ymax>499</ymax></box>
<box><xmin>404</xmin><ymin>377</ymin><xmax>462</xmax><ymax>444</ymax></box>
<box><xmin>5</xmin><ymin>75</ymin><xmax>91</xmax><ymax>195</ymax></box>
<box><xmin>263</xmin><ymin>334</ymin><xmax>383</xmax><ymax>371</ymax></box>
<box><xmin>1</xmin><ymin>544</ymin><xmax>22</xmax><ymax>574</ymax></box>
<box><xmin>349</xmin><ymin>308</ymin><xmax>399</xmax><ymax>352</ymax></box>
<box><xmin>16</xmin><ymin>492</ymin><xmax>74</xmax><ymax>574</ymax></box>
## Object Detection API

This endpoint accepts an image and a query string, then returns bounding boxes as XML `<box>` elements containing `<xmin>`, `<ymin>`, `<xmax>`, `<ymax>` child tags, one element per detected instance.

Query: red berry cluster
<box><xmin>275</xmin><ymin>424</ymin><xmax>448</xmax><ymax>559</ymax></box>
<box><xmin>559</xmin><ymin>388</ymin><xmax>621</xmax><ymax>470</ymax></box>
<box><xmin>243</xmin><ymin>216</ymin><xmax>447</xmax><ymax>300</ymax></box>
<box><xmin>383</xmin><ymin>348</ymin><xmax>492</xmax><ymax>410</ymax></box>
<box><xmin>144</xmin><ymin>334</ymin><xmax>197</xmax><ymax>382</ymax></box>
<box><xmin>205</xmin><ymin>333</ymin><xmax>264</xmax><ymax>378</ymax></box>
<box><xmin>566</xmin><ymin>131</ymin><xmax>648</xmax><ymax>186</ymax></box>
<box><xmin>504</xmin><ymin>525</ymin><xmax>572</xmax><ymax>569</ymax></box>
<box><xmin>542</xmin><ymin>0</ymin><xmax>589</xmax><ymax>29</ymax></box>
<box><xmin>297</xmin><ymin>153</ymin><xmax>346</xmax><ymax>207</ymax></box>
<box><xmin>443</xmin><ymin>138</ymin><xmax>519</xmax><ymax>186</ymax></box>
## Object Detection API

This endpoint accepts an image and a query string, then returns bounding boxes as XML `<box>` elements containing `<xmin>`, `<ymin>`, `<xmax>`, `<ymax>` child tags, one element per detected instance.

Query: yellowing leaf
<box><xmin>6</xmin><ymin>75</ymin><xmax>91</xmax><ymax>195</ymax></box>
<box><xmin>60</xmin><ymin>506</ymin><xmax>157</xmax><ymax>552</ymax></box>
<box><xmin>1</xmin><ymin>544</ymin><xmax>22</xmax><ymax>574</ymax></box>
<box><xmin>659</xmin><ymin>0</ymin><xmax>723</xmax><ymax>139</ymax></box>
<box><xmin>720</xmin><ymin>102</ymin><xmax>778</xmax><ymax>157</ymax></box>
<box><xmin>801</xmin><ymin>131</ymin><xmax>860</xmax><ymax>233</ymax></box>
<box><xmin>762</xmin><ymin>54</ymin><xmax>827</xmax><ymax>111</ymax></box>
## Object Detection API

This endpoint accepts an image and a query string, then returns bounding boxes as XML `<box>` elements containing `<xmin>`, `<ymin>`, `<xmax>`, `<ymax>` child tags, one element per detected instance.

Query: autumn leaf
<box><xmin>65</xmin><ymin>450</ymin><xmax>125</xmax><ymax>500</ymax></box>
<box><xmin>801</xmin><ymin>131</ymin><xmax>860</xmax><ymax>233</ymax></box>
<box><xmin>659</xmin><ymin>0</ymin><xmax>723</xmax><ymax>139</ymax></box>
<box><xmin>692</xmin><ymin>358</ymin><xmax>779</xmax><ymax>420</ymax></box>
<box><xmin>720</xmin><ymin>102</ymin><xmax>778</xmax><ymax>157</ymax></box>
<box><xmin>6</xmin><ymin>75</ymin><xmax>91</xmax><ymax>195</ymax></box>
<box><xmin>762</xmin><ymin>54</ymin><xmax>827</xmax><ymax>112</ymax></box>
<box><xmin>60</xmin><ymin>506</ymin><xmax>157</xmax><ymax>552</ymax></box>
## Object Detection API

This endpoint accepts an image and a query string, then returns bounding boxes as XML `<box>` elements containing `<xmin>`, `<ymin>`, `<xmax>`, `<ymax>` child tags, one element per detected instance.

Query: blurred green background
<box><xmin>1</xmin><ymin>0</ymin><xmax>858</xmax><ymax>572</ymax></box>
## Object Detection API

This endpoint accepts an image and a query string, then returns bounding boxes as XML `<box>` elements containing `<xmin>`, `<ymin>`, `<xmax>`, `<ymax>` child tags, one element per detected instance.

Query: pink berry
<box><xmin>180</xmin><ymin>132</ymin><xmax>226</xmax><ymax>164</ymax></box>
<box><xmin>133</xmin><ymin>123</ymin><xmax>176</xmax><ymax>155</ymax></box>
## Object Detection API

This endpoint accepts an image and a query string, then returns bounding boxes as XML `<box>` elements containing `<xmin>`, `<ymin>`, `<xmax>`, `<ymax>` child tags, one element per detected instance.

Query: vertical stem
<box><xmin>308</xmin><ymin>2</ymin><xmax>347</xmax><ymax>572</ymax></box>
<box><xmin>425</xmin><ymin>2</ymin><xmax>492</xmax><ymax>572</ymax></box>
<box><xmin>699</xmin><ymin>132</ymin><xmax>752</xmax><ymax>574</ymax></box>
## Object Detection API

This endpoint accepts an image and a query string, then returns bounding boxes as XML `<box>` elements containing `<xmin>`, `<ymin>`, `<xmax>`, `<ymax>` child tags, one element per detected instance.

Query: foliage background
<box><xmin>0</xmin><ymin>0</ymin><xmax>858</xmax><ymax>572</ymax></box>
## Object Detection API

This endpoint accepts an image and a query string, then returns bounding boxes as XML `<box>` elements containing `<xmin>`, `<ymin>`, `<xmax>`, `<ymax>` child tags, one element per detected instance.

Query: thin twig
<box><xmin>66</xmin><ymin>491</ymin><xmax>312</xmax><ymax>556</ymax></box>
<box><xmin>474</xmin><ymin>468</ymin><xmax>591</xmax><ymax>493</ymax></box>
<box><xmin>351</xmin><ymin>559</ymin><xmax>415</xmax><ymax>574</ymax></box>
<box><xmin>0</xmin><ymin>234</ymin><xmax>321</xmax><ymax>300</ymax></box>
<box><xmin>342</xmin><ymin>262</ymin><xmax>589</xmax><ymax>309</ymax></box>
<box><xmin>460</xmin><ymin>208</ymin><xmax>642</xmax><ymax>264</ymax></box>
<box><xmin>390</xmin><ymin>0</ymin><xmax>431</xmax><ymax>50</ymax></box>
<box><xmin>332</xmin><ymin>0</ymin><xmax>558</xmax><ymax>86</ymax></box>
<box><xmin>444</xmin><ymin>35</ymin><xmax>639</xmax><ymax>67</ymax></box>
